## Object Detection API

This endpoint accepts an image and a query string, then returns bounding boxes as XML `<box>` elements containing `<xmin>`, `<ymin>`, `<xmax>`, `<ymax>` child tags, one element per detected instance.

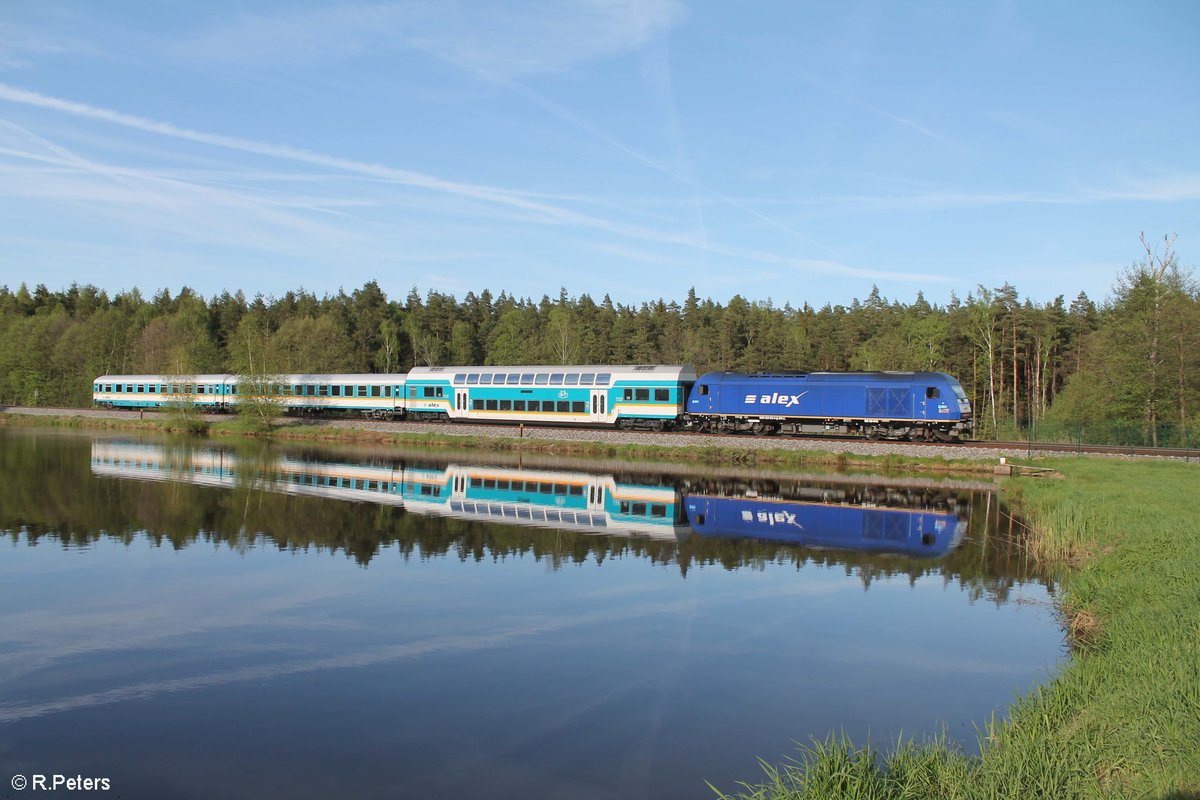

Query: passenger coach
<box><xmin>93</xmin><ymin>373</ymin><xmax>405</xmax><ymax>418</ymax></box>
<box><xmin>407</xmin><ymin>364</ymin><xmax>696</xmax><ymax>430</ymax></box>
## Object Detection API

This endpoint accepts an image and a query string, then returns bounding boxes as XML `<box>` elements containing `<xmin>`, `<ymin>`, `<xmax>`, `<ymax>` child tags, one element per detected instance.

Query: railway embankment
<box><xmin>0</xmin><ymin>405</ymin><xmax>1064</xmax><ymax>474</ymax></box>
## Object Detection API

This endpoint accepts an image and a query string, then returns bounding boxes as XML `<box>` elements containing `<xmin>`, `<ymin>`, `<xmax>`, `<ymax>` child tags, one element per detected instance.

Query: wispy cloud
<box><xmin>171</xmin><ymin>0</ymin><xmax>686</xmax><ymax>80</ymax></box>
<box><xmin>797</xmin><ymin>71</ymin><xmax>961</xmax><ymax>149</ymax></box>
<box><xmin>0</xmin><ymin>597</ymin><xmax>699</xmax><ymax>724</ymax></box>
<box><xmin>0</xmin><ymin>82</ymin><xmax>943</xmax><ymax>283</ymax></box>
<box><xmin>0</xmin><ymin>21</ymin><xmax>100</xmax><ymax>70</ymax></box>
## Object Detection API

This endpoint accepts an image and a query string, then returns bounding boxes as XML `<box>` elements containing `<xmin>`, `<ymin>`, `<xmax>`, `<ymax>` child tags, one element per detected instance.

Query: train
<box><xmin>90</xmin><ymin>441</ymin><xmax>970</xmax><ymax>558</ymax></box>
<box><xmin>92</xmin><ymin>363</ymin><xmax>972</xmax><ymax>441</ymax></box>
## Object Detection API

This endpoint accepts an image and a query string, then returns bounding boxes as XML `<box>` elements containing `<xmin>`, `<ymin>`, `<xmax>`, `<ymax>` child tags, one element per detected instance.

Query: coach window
<box><xmin>370</xmin><ymin>386</ymin><xmax>379</xmax><ymax>397</ymax></box>
<box><xmin>564</xmin><ymin>373</ymin><xmax>579</xmax><ymax>385</ymax></box>
<box><xmin>318</xmin><ymin>385</ymin><xmax>328</xmax><ymax>396</ymax></box>
<box><xmin>307</xmin><ymin>384</ymin><xmax>316</xmax><ymax>396</ymax></box>
<box><xmin>622</xmin><ymin>388</ymin><xmax>632</xmax><ymax>401</ymax></box>
<box><xmin>332</xmin><ymin>385</ymin><xmax>342</xmax><ymax>397</ymax></box>
<box><xmin>513</xmin><ymin>400</ymin><xmax>525</xmax><ymax>411</ymax></box>
<box><xmin>467</xmin><ymin>374</ymin><xmax>479</xmax><ymax>385</ymax></box>
<box><xmin>572</xmin><ymin>401</ymin><xmax>585</xmax><ymax>413</ymax></box>
<box><xmin>127</xmin><ymin>384</ymin><xmax>135</xmax><ymax>393</ymax></box>
<box><xmin>423</xmin><ymin>387</ymin><xmax>436</xmax><ymax>398</ymax></box>
<box><xmin>926</xmin><ymin>387</ymin><xmax>940</xmax><ymax>399</ymax></box>
<box><xmin>472</xmin><ymin>399</ymin><xmax>484</xmax><ymax>410</ymax></box>
<box><xmin>499</xmin><ymin>399</ymin><xmax>512</xmax><ymax>411</ymax></box>
<box><xmin>479</xmin><ymin>374</ymin><xmax>492</xmax><ymax>385</ymax></box>
<box><xmin>358</xmin><ymin>385</ymin><xmax>367</xmax><ymax>397</ymax></box>
<box><xmin>409</xmin><ymin>387</ymin><xmax>417</xmax><ymax>397</ymax></box>
<box><xmin>635</xmin><ymin>388</ymin><xmax>650</xmax><ymax>401</ymax></box>
<box><xmin>549</xmin><ymin>373</ymin><xmax>564</xmax><ymax>385</ymax></box>
<box><xmin>520</xmin><ymin>373</ymin><xmax>534</xmax><ymax>385</ymax></box>
<box><xmin>655</xmin><ymin>389</ymin><xmax>670</xmax><ymax>402</ymax></box>
<box><xmin>556</xmin><ymin>401</ymin><xmax>569</xmax><ymax>412</ymax></box>
<box><xmin>184</xmin><ymin>384</ymin><xmax>193</xmax><ymax>394</ymax></box>
<box><xmin>534</xmin><ymin>373</ymin><xmax>549</xmax><ymax>385</ymax></box>
<box><xmin>529</xmin><ymin>400</ymin><xmax>541</xmax><ymax>412</ymax></box>
<box><xmin>135</xmin><ymin>384</ymin><xmax>144</xmax><ymax>393</ymax></box>
<box><xmin>486</xmin><ymin>399</ymin><xmax>498</xmax><ymax>411</ymax></box>
<box><xmin>344</xmin><ymin>385</ymin><xmax>354</xmax><ymax>397</ymax></box>
<box><xmin>503</xmin><ymin>374</ymin><xmax>517</xmax><ymax>384</ymax></box>
<box><xmin>384</xmin><ymin>386</ymin><xmax>391</xmax><ymax>397</ymax></box>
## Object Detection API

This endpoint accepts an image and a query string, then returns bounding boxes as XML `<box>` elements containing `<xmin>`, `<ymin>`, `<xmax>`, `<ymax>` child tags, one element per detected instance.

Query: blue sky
<box><xmin>1</xmin><ymin>1</ymin><xmax>1197</xmax><ymax>308</ymax></box>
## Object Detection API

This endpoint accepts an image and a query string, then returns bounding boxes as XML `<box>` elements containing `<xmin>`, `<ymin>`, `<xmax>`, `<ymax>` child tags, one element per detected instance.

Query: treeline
<box><xmin>1</xmin><ymin>235</ymin><xmax>1196</xmax><ymax>438</ymax></box>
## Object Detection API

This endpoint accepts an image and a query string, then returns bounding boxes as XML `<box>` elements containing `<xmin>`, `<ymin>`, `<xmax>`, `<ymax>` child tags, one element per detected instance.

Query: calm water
<box><xmin>0</xmin><ymin>430</ymin><xmax>1062</xmax><ymax>800</ymax></box>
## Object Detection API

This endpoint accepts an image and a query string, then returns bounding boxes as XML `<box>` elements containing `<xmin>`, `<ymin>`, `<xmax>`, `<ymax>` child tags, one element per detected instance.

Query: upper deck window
<box><xmin>595</xmin><ymin>373</ymin><xmax>611</xmax><ymax>385</ymax></box>
<box><xmin>549</xmin><ymin>373</ymin><xmax>564</xmax><ymax>385</ymax></box>
<box><xmin>534</xmin><ymin>374</ymin><xmax>549</xmax><ymax>385</ymax></box>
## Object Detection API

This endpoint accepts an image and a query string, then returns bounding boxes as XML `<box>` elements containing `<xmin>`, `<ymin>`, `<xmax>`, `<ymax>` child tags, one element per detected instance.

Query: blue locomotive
<box><xmin>683</xmin><ymin>494</ymin><xmax>966</xmax><ymax>558</ymax></box>
<box><xmin>684</xmin><ymin>370</ymin><xmax>972</xmax><ymax>440</ymax></box>
<box><xmin>92</xmin><ymin>365</ymin><xmax>973</xmax><ymax>440</ymax></box>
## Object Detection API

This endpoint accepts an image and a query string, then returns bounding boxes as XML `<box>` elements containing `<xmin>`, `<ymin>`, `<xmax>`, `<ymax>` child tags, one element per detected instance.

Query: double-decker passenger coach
<box><xmin>410</xmin><ymin>364</ymin><xmax>696</xmax><ymax>430</ymax></box>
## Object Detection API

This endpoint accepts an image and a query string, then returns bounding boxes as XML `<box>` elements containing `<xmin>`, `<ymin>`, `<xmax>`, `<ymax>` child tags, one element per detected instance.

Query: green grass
<box><xmin>716</xmin><ymin>458</ymin><xmax>1200</xmax><ymax>799</ymax></box>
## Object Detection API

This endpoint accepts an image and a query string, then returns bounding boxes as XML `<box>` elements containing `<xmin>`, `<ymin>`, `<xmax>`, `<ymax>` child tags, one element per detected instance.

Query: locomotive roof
<box><xmin>696</xmin><ymin>370</ymin><xmax>956</xmax><ymax>382</ymax></box>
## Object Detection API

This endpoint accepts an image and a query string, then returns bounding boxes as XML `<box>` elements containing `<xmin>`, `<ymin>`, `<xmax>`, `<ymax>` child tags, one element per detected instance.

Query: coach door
<box><xmin>590</xmin><ymin>390</ymin><xmax>607</xmax><ymax>422</ymax></box>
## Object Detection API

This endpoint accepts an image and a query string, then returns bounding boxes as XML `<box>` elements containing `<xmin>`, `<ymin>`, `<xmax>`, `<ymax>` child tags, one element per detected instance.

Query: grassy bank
<box><xmin>716</xmin><ymin>458</ymin><xmax>1200</xmax><ymax>799</ymax></box>
<box><xmin>0</xmin><ymin>410</ymin><xmax>993</xmax><ymax>475</ymax></box>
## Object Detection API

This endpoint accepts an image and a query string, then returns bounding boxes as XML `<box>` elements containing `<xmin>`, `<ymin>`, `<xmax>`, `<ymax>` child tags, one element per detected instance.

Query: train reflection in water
<box><xmin>89</xmin><ymin>441</ymin><xmax>969</xmax><ymax>558</ymax></box>
<box><xmin>684</xmin><ymin>488</ymin><xmax>966</xmax><ymax>558</ymax></box>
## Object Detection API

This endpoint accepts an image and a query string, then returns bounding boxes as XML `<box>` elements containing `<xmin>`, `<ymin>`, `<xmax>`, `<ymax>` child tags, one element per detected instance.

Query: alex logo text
<box><xmin>743</xmin><ymin>391</ymin><xmax>808</xmax><ymax>408</ymax></box>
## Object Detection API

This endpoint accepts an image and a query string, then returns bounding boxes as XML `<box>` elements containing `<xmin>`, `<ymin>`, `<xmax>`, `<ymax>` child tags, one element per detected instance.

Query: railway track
<box><xmin>6</xmin><ymin>406</ymin><xmax>1197</xmax><ymax>461</ymax></box>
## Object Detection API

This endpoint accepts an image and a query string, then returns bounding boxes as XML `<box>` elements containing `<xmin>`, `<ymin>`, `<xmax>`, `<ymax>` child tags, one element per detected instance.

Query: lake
<box><xmin>0</xmin><ymin>429</ymin><xmax>1062</xmax><ymax>799</ymax></box>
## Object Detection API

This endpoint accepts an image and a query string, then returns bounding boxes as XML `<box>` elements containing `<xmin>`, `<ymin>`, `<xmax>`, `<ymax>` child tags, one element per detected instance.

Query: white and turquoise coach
<box><xmin>405</xmin><ymin>364</ymin><xmax>696</xmax><ymax>429</ymax></box>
